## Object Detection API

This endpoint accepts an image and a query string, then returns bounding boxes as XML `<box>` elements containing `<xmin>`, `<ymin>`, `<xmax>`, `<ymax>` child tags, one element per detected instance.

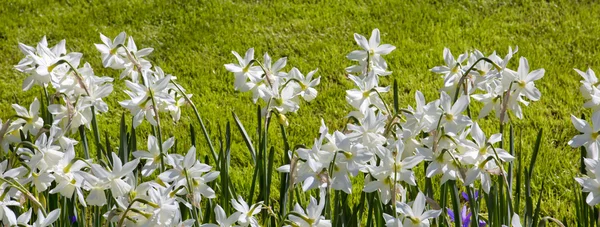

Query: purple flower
<box><xmin>447</xmin><ymin>205</ymin><xmax>486</xmax><ymax>227</ymax></box>
<box><xmin>70</xmin><ymin>215</ymin><xmax>77</xmax><ymax>224</ymax></box>
<box><xmin>461</xmin><ymin>190</ymin><xmax>480</xmax><ymax>202</ymax></box>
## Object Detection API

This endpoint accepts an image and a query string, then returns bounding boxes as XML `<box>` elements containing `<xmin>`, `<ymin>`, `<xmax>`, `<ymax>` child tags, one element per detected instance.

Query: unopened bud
<box><xmin>278</xmin><ymin>114</ymin><xmax>289</xmax><ymax>127</ymax></box>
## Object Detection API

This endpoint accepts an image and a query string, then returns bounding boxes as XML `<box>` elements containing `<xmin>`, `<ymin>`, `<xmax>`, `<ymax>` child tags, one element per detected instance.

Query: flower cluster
<box><xmin>14</xmin><ymin>36</ymin><xmax>114</xmax><ymax>135</ymax></box>
<box><xmin>572</xmin><ymin>68</ymin><xmax>600</xmax><ymax>206</ymax></box>
<box><xmin>4</xmin><ymin>33</ymin><xmax>269</xmax><ymax>227</ymax></box>
<box><xmin>3</xmin><ymin>28</ymin><xmax>550</xmax><ymax>227</ymax></box>
<box><xmin>225</xmin><ymin>48</ymin><xmax>320</xmax><ymax>123</ymax></box>
<box><xmin>275</xmin><ymin>29</ymin><xmax>544</xmax><ymax>225</ymax></box>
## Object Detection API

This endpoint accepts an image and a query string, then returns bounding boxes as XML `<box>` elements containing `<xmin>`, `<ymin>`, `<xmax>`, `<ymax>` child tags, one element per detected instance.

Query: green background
<box><xmin>1</xmin><ymin>0</ymin><xmax>598</xmax><ymax>223</ymax></box>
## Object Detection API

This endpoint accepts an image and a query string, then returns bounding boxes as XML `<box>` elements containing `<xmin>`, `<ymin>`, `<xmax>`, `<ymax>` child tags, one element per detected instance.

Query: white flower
<box><xmin>287</xmin><ymin>67</ymin><xmax>320</xmax><ymax>102</ymax></box>
<box><xmin>134</xmin><ymin>135</ymin><xmax>174</xmax><ymax>177</ymax></box>
<box><xmin>231</xmin><ymin>196</ymin><xmax>262</xmax><ymax>227</ymax></box>
<box><xmin>201</xmin><ymin>205</ymin><xmax>241</xmax><ymax>227</ymax></box>
<box><xmin>0</xmin><ymin>196</ymin><xmax>20</xmax><ymax>226</ymax></box>
<box><xmin>17</xmin><ymin>208</ymin><xmax>60</xmax><ymax>227</ymax></box>
<box><xmin>286</xmin><ymin>191</ymin><xmax>331</xmax><ymax>227</ymax></box>
<box><xmin>345</xmin><ymin>75</ymin><xmax>390</xmax><ymax>113</ymax></box>
<box><xmin>95</xmin><ymin>32</ymin><xmax>127</xmax><ymax>69</ymax></box>
<box><xmin>120</xmin><ymin>36</ymin><xmax>154</xmax><ymax>82</ymax></box>
<box><xmin>569</xmin><ymin>112</ymin><xmax>600</xmax><ymax>159</ymax></box>
<box><xmin>506</xmin><ymin>57</ymin><xmax>544</xmax><ymax>101</ymax></box>
<box><xmin>437</xmin><ymin>92</ymin><xmax>471</xmax><ymax>134</ymax></box>
<box><xmin>396</xmin><ymin>192</ymin><xmax>441</xmax><ymax>227</ymax></box>
<box><xmin>159</xmin><ymin>146</ymin><xmax>218</xmax><ymax>203</ymax></box>
<box><xmin>430</xmin><ymin>48</ymin><xmax>468</xmax><ymax>88</ymax></box>
<box><xmin>347</xmin><ymin>28</ymin><xmax>396</xmax><ymax>77</ymax></box>
<box><xmin>90</xmin><ymin>153</ymin><xmax>139</xmax><ymax>198</ymax></box>
<box><xmin>224</xmin><ymin>48</ymin><xmax>263</xmax><ymax>92</ymax></box>
<box><xmin>576</xmin><ymin>159</ymin><xmax>600</xmax><ymax>205</ymax></box>
<box><xmin>12</xmin><ymin>98</ymin><xmax>44</xmax><ymax>135</ymax></box>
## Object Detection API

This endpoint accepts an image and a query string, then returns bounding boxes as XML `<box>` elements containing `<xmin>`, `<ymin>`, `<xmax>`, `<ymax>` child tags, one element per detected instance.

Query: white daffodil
<box><xmin>160</xmin><ymin>146</ymin><xmax>218</xmax><ymax>203</ymax></box>
<box><xmin>396</xmin><ymin>192</ymin><xmax>441</xmax><ymax>227</ymax></box>
<box><xmin>286</xmin><ymin>191</ymin><xmax>331</xmax><ymax>227</ymax></box>
<box><xmin>201</xmin><ymin>205</ymin><xmax>241</xmax><ymax>227</ymax></box>
<box><xmin>383</xmin><ymin>213</ymin><xmax>404</xmax><ymax>227</ymax></box>
<box><xmin>437</xmin><ymin>92</ymin><xmax>472</xmax><ymax>134</ymax></box>
<box><xmin>133</xmin><ymin>135</ymin><xmax>175</xmax><ymax>177</ymax></box>
<box><xmin>462</xmin><ymin>122</ymin><xmax>513</xmax><ymax>164</ymax></box>
<box><xmin>49</xmin><ymin>144</ymin><xmax>88</xmax><ymax>207</ymax></box>
<box><xmin>224</xmin><ymin>48</ymin><xmax>263</xmax><ymax>92</ymax></box>
<box><xmin>12</xmin><ymin>98</ymin><xmax>44</xmax><ymax>135</ymax></box>
<box><xmin>569</xmin><ymin>112</ymin><xmax>600</xmax><ymax>159</ymax></box>
<box><xmin>95</xmin><ymin>32</ymin><xmax>127</xmax><ymax>69</ymax></box>
<box><xmin>508</xmin><ymin>57</ymin><xmax>544</xmax><ymax>101</ymax></box>
<box><xmin>231</xmin><ymin>196</ymin><xmax>262</xmax><ymax>227</ymax></box>
<box><xmin>347</xmin><ymin>28</ymin><xmax>396</xmax><ymax>75</ymax></box>
<box><xmin>0</xmin><ymin>196</ymin><xmax>20</xmax><ymax>226</ymax></box>
<box><xmin>120</xmin><ymin>36</ymin><xmax>154</xmax><ymax>82</ymax></box>
<box><xmin>576</xmin><ymin>159</ymin><xmax>600</xmax><ymax>205</ymax></box>
<box><xmin>346</xmin><ymin>108</ymin><xmax>387</xmax><ymax>149</ymax></box>
<box><xmin>90</xmin><ymin>153</ymin><xmax>139</xmax><ymax>198</ymax></box>
<box><xmin>287</xmin><ymin>67</ymin><xmax>320</xmax><ymax>102</ymax></box>
<box><xmin>17</xmin><ymin>208</ymin><xmax>60</xmax><ymax>227</ymax></box>
<box><xmin>345</xmin><ymin>75</ymin><xmax>390</xmax><ymax>113</ymax></box>
<box><xmin>472</xmin><ymin>82</ymin><xmax>503</xmax><ymax>119</ymax></box>
<box><xmin>430</xmin><ymin>48</ymin><xmax>468</xmax><ymax>88</ymax></box>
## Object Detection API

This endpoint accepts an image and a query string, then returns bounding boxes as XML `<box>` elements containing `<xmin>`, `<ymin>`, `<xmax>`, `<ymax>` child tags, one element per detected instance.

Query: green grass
<box><xmin>1</xmin><ymin>0</ymin><xmax>598</xmax><ymax>223</ymax></box>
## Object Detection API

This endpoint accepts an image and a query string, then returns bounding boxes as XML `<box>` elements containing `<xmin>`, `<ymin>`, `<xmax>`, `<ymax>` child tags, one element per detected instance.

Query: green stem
<box><xmin>451</xmin><ymin>57</ymin><xmax>500</xmax><ymax>104</ymax></box>
<box><xmin>91</xmin><ymin>106</ymin><xmax>103</xmax><ymax>162</ymax></box>
<box><xmin>170</xmin><ymin>81</ymin><xmax>218</xmax><ymax>167</ymax></box>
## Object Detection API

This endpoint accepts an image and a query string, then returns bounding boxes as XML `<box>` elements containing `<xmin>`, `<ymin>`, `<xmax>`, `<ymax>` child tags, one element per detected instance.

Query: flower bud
<box><xmin>278</xmin><ymin>113</ymin><xmax>289</xmax><ymax>127</ymax></box>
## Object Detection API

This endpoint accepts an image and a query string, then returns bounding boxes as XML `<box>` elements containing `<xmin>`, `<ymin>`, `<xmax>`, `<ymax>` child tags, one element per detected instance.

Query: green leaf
<box><xmin>232</xmin><ymin>111</ymin><xmax>256</xmax><ymax>164</ymax></box>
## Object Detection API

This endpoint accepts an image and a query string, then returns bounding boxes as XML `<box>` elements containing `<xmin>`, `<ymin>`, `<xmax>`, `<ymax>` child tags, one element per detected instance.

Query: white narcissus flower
<box><xmin>286</xmin><ymin>191</ymin><xmax>331</xmax><ymax>227</ymax></box>
<box><xmin>224</xmin><ymin>48</ymin><xmax>263</xmax><ymax>92</ymax></box>
<box><xmin>345</xmin><ymin>75</ymin><xmax>390</xmax><ymax>114</ymax></box>
<box><xmin>347</xmin><ymin>28</ymin><xmax>396</xmax><ymax>76</ymax></box>
<box><xmin>569</xmin><ymin>112</ymin><xmax>600</xmax><ymax>160</ymax></box>
<box><xmin>12</xmin><ymin>98</ymin><xmax>44</xmax><ymax>135</ymax></box>
<box><xmin>509</xmin><ymin>57</ymin><xmax>544</xmax><ymax>101</ymax></box>
<box><xmin>503</xmin><ymin>213</ymin><xmax>523</xmax><ymax>227</ymax></box>
<box><xmin>145</xmin><ymin>184</ymin><xmax>184</xmax><ymax>226</ymax></box>
<box><xmin>287</xmin><ymin>67</ymin><xmax>320</xmax><ymax>102</ymax></box>
<box><xmin>396</xmin><ymin>192</ymin><xmax>441</xmax><ymax>227</ymax></box>
<box><xmin>201</xmin><ymin>205</ymin><xmax>241</xmax><ymax>227</ymax></box>
<box><xmin>119</xmin><ymin>74</ymin><xmax>173</xmax><ymax>128</ymax></box>
<box><xmin>471</xmin><ymin>83</ymin><xmax>503</xmax><ymax>119</ymax></box>
<box><xmin>383</xmin><ymin>213</ymin><xmax>404</xmax><ymax>227</ymax></box>
<box><xmin>133</xmin><ymin>135</ymin><xmax>175</xmax><ymax>177</ymax></box>
<box><xmin>49</xmin><ymin>144</ymin><xmax>88</xmax><ymax>207</ymax></box>
<box><xmin>120</xmin><ymin>36</ymin><xmax>154</xmax><ymax>82</ymax></box>
<box><xmin>90</xmin><ymin>153</ymin><xmax>139</xmax><ymax>198</ymax></box>
<box><xmin>575</xmin><ymin>68</ymin><xmax>600</xmax><ymax>112</ymax></box>
<box><xmin>95</xmin><ymin>32</ymin><xmax>127</xmax><ymax>69</ymax></box>
<box><xmin>17</xmin><ymin>208</ymin><xmax>60</xmax><ymax>227</ymax></box>
<box><xmin>0</xmin><ymin>196</ymin><xmax>20</xmax><ymax>226</ymax></box>
<box><xmin>346</xmin><ymin>108</ymin><xmax>387</xmax><ymax>149</ymax></box>
<box><xmin>462</xmin><ymin>122</ymin><xmax>513</xmax><ymax>164</ymax></box>
<box><xmin>160</xmin><ymin>146</ymin><xmax>218</xmax><ymax>202</ymax></box>
<box><xmin>437</xmin><ymin>92</ymin><xmax>472</xmax><ymax>134</ymax></box>
<box><xmin>430</xmin><ymin>48</ymin><xmax>468</xmax><ymax>88</ymax></box>
<box><xmin>576</xmin><ymin>159</ymin><xmax>600</xmax><ymax>206</ymax></box>
<box><xmin>231</xmin><ymin>196</ymin><xmax>262</xmax><ymax>227</ymax></box>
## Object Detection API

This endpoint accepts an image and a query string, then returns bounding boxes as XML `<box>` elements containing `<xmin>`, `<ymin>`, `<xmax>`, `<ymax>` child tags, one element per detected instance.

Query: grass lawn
<box><xmin>1</xmin><ymin>0</ymin><xmax>598</xmax><ymax>223</ymax></box>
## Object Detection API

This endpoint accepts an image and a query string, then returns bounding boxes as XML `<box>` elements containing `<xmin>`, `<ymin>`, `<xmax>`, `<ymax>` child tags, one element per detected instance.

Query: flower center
<box><xmin>451</xmin><ymin>66</ymin><xmax>459</xmax><ymax>74</ymax></box>
<box><xmin>445</xmin><ymin>113</ymin><xmax>454</xmax><ymax>121</ymax></box>
<box><xmin>592</xmin><ymin>132</ymin><xmax>599</xmax><ymax>140</ymax></box>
